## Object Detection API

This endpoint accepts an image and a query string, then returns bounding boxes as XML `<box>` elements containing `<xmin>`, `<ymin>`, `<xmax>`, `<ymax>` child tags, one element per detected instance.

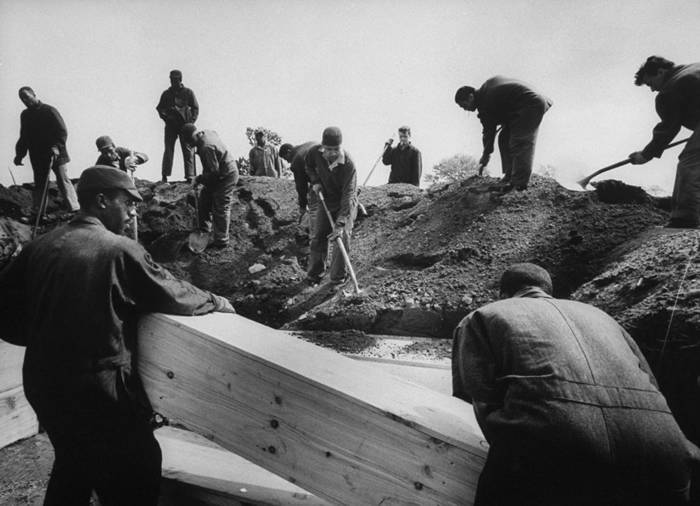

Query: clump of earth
<box><xmin>1</xmin><ymin>167</ymin><xmax>699</xmax><ymax>503</ymax></box>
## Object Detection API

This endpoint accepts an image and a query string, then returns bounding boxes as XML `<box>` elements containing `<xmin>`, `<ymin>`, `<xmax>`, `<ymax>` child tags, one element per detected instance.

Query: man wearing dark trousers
<box><xmin>182</xmin><ymin>123</ymin><xmax>239</xmax><ymax>249</ymax></box>
<box><xmin>156</xmin><ymin>69</ymin><xmax>198</xmax><ymax>183</ymax></box>
<box><xmin>381</xmin><ymin>125</ymin><xmax>422</xmax><ymax>186</ymax></box>
<box><xmin>452</xmin><ymin>263</ymin><xmax>699</xmax><ymax>506</ymax></box>
<box><xmin>305</xmin><ymin>127</ymin><xmax>357</xmax><ymax>285</ymax></box>
<box><xmin>629</xmin><ymin>55</ymin><xmax>700</xmax><ymax>228</ymax></box>
<box><xmin>455</xmin><ymin>77</ymin><xmax>552</xmax><ymax>192</ymax></box>
<box><xmin>14</xmin><ymin>86</ymin><xmax>79</xmax><ymax>214</ymax></box>
<box><xmin>280</xmin><ymin>141</ymin><xmax>315</xmax><ymax>215</ymax></box>
<box><xmin>0</xmin><ymin>166</ymin><xmax>235</xmax><ymax>505</ymax></box>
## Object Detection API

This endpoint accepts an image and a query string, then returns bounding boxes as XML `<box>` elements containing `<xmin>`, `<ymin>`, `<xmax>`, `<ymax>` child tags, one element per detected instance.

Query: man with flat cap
<box><xmin>156</xmin><ymin>69</ymin><xmax>199</xmax><ymax>183</ymax></box>
<box><xmin>305</xmin><ymin>126</ymin><xmax>358</xmax><ymax>285</ymax></box>
<box><xmin>381</xmin><ymin>125</ymin><xmax>422</xmax><ymax>186</ymax></box>
<box><xmin>0</xmin><ymin>166</ymin><xmax>234</xmax><ymax>505</ymax></box>
<box><xmin>452</xmin><ymin>263</ymin><xmax>698</xmax><ymax>505</ymax></box>
<box><xmin>95</xmin><ymin>135</ymin><xmax>149</xmax><ymax>174</ymax></box>
<box><xmin>455</xmin><ymin>77</ymin><xmax>552</xmax><ymax>192</ymax></box>
<box><xmin>181</xmin><ymin>123</ymin><xmax>239</xmax><ymax>249</ymax></box>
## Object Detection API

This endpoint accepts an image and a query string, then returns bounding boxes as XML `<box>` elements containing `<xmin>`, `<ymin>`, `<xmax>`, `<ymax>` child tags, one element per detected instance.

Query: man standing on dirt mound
<box><xmin>452</xmin><ymin>262</ymin><xmax>699</xmax><ymax>506</ymax></box>
<box><xmin>156</xmin><ymin>69</ymin><xmax>198</xmax><ymax>183</ymax></box>
<box><xmin>0</xmin><ymin>166</ymin><xmax>235</xmax><ymax>505</ymax></box>
<box><xmin>280</xmin><ymin>141</ymin><xmax>315</xmax><ymax>217</ymax></box>
<box><xmin>182</xmin><ymin>123</ymin><xmax>239</xmax><ymax>249</ymax></box>
<box><xmin>455</xmin><ymin>77</ymin><xmax>552</xmax><ymax>193</ymax></box>
<box><xmin>14</xmin><ymin>86</ymin><xmax>79</xmax><ymax>215</ymax></box>
<box><xmin>629</xmin><ymin>55</ymin><xmax>700</xmax><ymax>228</ymax></box>
<box><xmin>305</xmin><ymin>127</ymin><xmax>358</xmax><ymax>286</ymax></box>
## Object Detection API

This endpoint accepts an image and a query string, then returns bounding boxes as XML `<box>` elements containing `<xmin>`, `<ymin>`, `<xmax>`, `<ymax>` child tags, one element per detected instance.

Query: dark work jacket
<box><xmin>643</xmin><ymin>63</ymin><xmax>700</xmax><ymax>159</ymax></box>
<box><xmin>194</xmin><ymin>130</ymin><xmax>239</xmax><ymax>187</ymax></box>
<box><xmin>452</xmin><ymin>287</ymin><xmax>687</xmax><ymax>449</ymax></box>
<box><xmin>475</xmin><ymin>76</ymin><xmax>552</xmax><ymax>155</ymax></box>
<box><xmin>96</xmin><ymin>146</ymin><xmax>149</xmax><ymax>173</ymax></box>
<box><xmin>156</xmin><ymin>85</ymin><xmax>199</xmax><ymax>127</ymax></box>
<box><xmin>15</xmin><ymin>102</ymin><xmax>70</xmax><ymax>164</ymax></box>
<box><xmin>305</xmin><ymin>145</ymin><xmax>357</xmax><ymax>218</ymax></box>
<box><xmin>0</xmin><ymin>215</ymin><xmax>220</xmax><ymax>419</ymax></box>
<box><xmin>382</xmin><ymin>143</ymin><xmax>422</xmax><ymax>186</ymax></box>
<box><xmin>289</xmin><ymin>142</ymin><xmax>316</xmax><ymax>209</ymax></box>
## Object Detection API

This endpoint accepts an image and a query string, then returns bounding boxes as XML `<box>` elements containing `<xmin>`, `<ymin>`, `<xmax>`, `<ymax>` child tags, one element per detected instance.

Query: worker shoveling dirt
<box><xmin>188</xmin><ymin>181</ymin><xmax>210</xmax><ymax>254</ymax></box>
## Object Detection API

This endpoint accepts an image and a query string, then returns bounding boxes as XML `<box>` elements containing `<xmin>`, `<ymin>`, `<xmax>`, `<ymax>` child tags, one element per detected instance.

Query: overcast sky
<box><xmin>1</xmin><ymin>0</ymin><xmax>699</xmax><ymax>192</ymax></box>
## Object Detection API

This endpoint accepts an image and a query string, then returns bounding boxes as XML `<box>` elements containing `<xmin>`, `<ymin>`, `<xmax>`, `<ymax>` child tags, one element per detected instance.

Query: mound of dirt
<box><xmin>574</xmin><ymin>227</ymin><xmax>700</xmax><ymax>443</ymax></box>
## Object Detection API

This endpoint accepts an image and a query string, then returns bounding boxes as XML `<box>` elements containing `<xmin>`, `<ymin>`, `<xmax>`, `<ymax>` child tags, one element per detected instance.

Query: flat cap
<box><xmin>95</xmin><ymin>135</ymin><xmax>115</xmax><ymax>151</ymax></box>
<box><xmin>322</xmin><ymin>126</ymin><xmax>342</xmax><ymax>147</ymax></box>
<box><xmin>77</xmin><ymin>165</ymin><xmax>143</xmax><ymax>201</ymax></box>
<box><xmin>500</xmin><ymin>263</ymin><xmax>553</xmax><ymax>296</ymax></box>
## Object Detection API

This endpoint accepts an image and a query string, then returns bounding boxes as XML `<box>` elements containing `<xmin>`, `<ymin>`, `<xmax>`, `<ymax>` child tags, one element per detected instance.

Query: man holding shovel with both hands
<box><xmin>181</xmin><ymin>123</ymin><xmax>239</xmax><ymax>250</ymax></box>
<box><xmin>305</xmin><ymin>126</ymin><xmax>358</xmax><ymax>286</ymax></box>
<box><xmin>628</xmin><ymin>56</ymin><xmax>700</xmax><ymax>229</ymax></box>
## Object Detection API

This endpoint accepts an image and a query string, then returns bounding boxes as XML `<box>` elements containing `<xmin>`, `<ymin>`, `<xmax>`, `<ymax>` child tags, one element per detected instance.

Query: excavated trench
<box><xmin>1</xmin><ymin>173</ymin><xmax>699</xmax><ymax>447</ymax></box>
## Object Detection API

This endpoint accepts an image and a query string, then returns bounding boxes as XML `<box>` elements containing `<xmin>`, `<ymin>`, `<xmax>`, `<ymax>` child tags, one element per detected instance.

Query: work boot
<box><xmin>208</xmin><ymin>240</ymin><xmax>229</xmax><ymax>249</ymax></box>
<box><xmin>330</xmin><ymin>276</ymin><xmax>347</xmax><ymax>287</ymax></box>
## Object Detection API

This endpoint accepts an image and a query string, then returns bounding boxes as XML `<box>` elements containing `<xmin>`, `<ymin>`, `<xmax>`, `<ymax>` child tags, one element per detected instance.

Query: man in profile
<box><xmin>455</xmin><ymin>77</ymin><xmax>551</xmax><ymax>192</ymax></box>
<box><xmin>452</xmin><ymin>263</ymin><xmax>698</xmax><ymax>505</ymax></box>
<box><xmin>0</xmin><ymin>166</ymin><xmax>234</xmax><ymax>505</ymax></box>
<box><xmin>628</xmin><ymin>55</ymin><xmax>700</xmax><ymax>228</ymax></box>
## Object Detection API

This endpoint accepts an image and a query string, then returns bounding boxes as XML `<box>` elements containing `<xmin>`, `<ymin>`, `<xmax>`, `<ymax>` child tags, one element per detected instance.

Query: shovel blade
<box><xmin>188</xmin><ymin>231</ymin><xmax>210</xmax><ymax>254</ymax></box>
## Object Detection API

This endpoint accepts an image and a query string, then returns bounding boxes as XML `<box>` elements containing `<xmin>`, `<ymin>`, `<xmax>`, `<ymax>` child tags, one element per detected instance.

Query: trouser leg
<box><xmin>30</xmin><ymin>154</ymin><xmax>50</xmax><ymax>212</ymax></box>
<box><xmin>508</xmin><ymin>101</ymin><xmax>547</xmax><ymax>189</ymax></box>
<box><xmin>162</xmin><ymin>125</ymin><xmax>178</xmax><ymax>178</ymax></box>
<box><xmin>51</xmin><ymin>161</ymin><xmax>79</xmax><ymax>211</ymax></box>
<box><xmin>329</xmin><ymin>206</ymin><xmax>357</xmax><ymax>282</ymax></box>
<box><xmin>211</xmin><ymin>177</ymin><xmax>237</xmax><ymax>245</ymax></box>
<box><xmin>198</xmin><ymin>185</ymin><xmax>213</xmax><ymax>233</ymax></box>
<box><xmin>498</xmin><ymin>127</ymin><xmax>512</xmax><ymax>181</ymax></box>
<box><xmin>179</xmin><ymin>131</ymin><xmax>196</xmax><ymax>180</ymax></box>
<box><xmin>43</xmin><ymin>448</ymin><xmax>93</xmax><ymax>506</ymax></box>
<box><xmin>672</xmin><ymin>129</ymin><xmax>700</xmax><ymax>226</ymax></box>
<box><xmin>308</xmin><ymin>199</ymin><xmax>331</xmax><ymax>280</ymax></box>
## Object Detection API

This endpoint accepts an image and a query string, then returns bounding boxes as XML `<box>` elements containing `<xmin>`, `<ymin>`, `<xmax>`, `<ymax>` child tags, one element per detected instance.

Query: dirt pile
<box><xmin>574</xmin><ymin>228</ymin><xmax>700</xmax><ymax>442</ymax></box>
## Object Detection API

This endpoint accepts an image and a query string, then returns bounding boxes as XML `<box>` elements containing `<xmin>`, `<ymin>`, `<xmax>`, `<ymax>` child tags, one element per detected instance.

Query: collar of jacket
<box><xmin>319</xmin><ymin>148</ymin><xmax>346</xmax><ymax>168</ymax></box>
<box><xmin>512</xmin><ymin>286</ymin><xmax>552</xmax><ymax>299</ymax></box>
<box><xmin>70</xmin><ymin>213</ymin><xmax>105</xmax><ymax>228</ymax></box>
<box><xmin>661</xmin><ymin>65</ymin><xmax>684</xmax><ymax>89</ymax></box>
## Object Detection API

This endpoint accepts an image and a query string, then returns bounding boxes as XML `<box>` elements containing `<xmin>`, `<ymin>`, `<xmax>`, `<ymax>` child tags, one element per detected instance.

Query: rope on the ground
<box><xmin>659</xmin><ymin>230</ymin><xmax>700</xmax><ymax>359</ymax></box>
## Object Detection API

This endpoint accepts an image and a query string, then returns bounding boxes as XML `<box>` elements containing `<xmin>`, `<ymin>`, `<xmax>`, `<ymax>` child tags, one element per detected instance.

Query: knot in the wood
<box><xmin>166</xmin><ymin>370</ymin><xmax>175</xmax><ymax>379</ymax></box>
<box><xmin>270</xmin><ymin>419</ymin><xmax>279</xmax><ymax>429</ymax></box>
<box><xmin>414</xmin><ymin>482</ymin><xmax>424</xmax><ymax>491</ymax></box>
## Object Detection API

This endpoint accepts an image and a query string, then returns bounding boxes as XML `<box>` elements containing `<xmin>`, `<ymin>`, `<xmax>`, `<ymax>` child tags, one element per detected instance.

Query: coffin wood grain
<box><xmin>138</xmin><ymin>313</ymin><xmax>487</xmax><ymax>506</ymax></box>
<box><xmin>0</xmin><ymin>341</ymin><xmax>25</xmax><ymax>390</ymax></box>
<box><xmin>157</xmin><ymin>426</ymin><xmax>327</xmax><ymax>505</ymax></box>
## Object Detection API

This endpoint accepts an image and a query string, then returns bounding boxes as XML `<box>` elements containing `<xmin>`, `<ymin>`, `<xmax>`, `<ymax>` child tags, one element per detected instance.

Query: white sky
<box><xmin>1</xmin><ymin>0</ymin><xmax>699</xmax><ymax>192</ymax></box>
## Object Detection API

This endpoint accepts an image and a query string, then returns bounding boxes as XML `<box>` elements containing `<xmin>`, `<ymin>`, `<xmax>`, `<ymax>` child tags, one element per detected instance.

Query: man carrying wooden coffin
<box><xmin>0</xmin><ymin>166</ymin><xmax>235</xmax><ymax>506</ymax></box>
<box><xmin>452</xmin><ymin>263</ymin><xmax>699</xmax><ymax>505</ymax></box>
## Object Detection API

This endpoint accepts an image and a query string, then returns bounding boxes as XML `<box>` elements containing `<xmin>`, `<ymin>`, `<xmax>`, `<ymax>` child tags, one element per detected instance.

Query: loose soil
<box><xmin>1</xmin><ymin>169</ymin><xmax>698</xmax><ymax>504</ymax></box>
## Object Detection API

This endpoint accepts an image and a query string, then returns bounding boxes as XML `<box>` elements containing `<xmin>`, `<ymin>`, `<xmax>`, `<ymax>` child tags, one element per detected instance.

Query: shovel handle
<box><xmin>577</xmin><ymin>137</ymin><xmax>691</xmax><ymax>188</ymax></box>
<box><xmin>318</xmin><ymin>190</ymin><xmax>361</xmax><ymax>293</ymax></box>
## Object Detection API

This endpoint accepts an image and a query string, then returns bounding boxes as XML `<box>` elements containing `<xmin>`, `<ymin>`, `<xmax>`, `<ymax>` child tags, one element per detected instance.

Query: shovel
<box><xmin>577</xmin><ymin>137</ymin><xmax>690</xmax><ymax>188</ymax></box>
<box><xmin>188</xmin><ymin>180</ymin><xmax>210</xmax><ymax>254</ymax></box>
<box><xmin>318</xmin><ymin>190</ymin><xmax>361</xmax><ymax>294</ymax></box>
